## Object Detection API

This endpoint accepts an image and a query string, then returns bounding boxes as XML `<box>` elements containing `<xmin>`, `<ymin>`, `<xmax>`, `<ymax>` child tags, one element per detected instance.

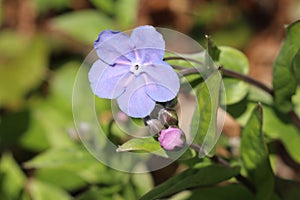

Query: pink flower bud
<box><xmin>158</xmin><ymin>127</ymin><xmax>185</xmax><ymax>151</ymax></box>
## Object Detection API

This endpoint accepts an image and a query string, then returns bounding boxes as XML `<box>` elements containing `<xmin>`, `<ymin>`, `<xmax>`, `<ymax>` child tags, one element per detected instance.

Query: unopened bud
<box><xmin>158</xmin><ymin>127</ymin><xmax>185</xmax><ymax>151</ymax></box>
<box><xmin>158</xmin><ymin>108</ymin><xmax>178</xmax><ymax>127</ymax></box>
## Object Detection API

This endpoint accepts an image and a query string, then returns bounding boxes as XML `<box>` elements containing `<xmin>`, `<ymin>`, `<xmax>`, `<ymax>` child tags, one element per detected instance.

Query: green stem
<box><xmin>165</xmin><ymin>56</ymin><xmax>300</xmax><ymax>131</ymax></box>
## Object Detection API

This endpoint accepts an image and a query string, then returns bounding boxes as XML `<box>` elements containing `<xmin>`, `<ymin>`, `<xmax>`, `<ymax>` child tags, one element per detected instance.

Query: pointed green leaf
<box><xmin>35</xmin><ymin>168</ymin><xmax>87</xmax><ymax>191</ymax></box>
<box><xmin>190</xmin><ymin>70</ymin><xmax>222</xmax><ymax>157</ymax></box>
<box><xmin>51</xmin><ymin>10</ymin><xmax>113</xmax><ymax>44</ymax></box>
<box><xmin>116</xmin><ymin>137</ymin><xmax>168</xmax><ymax>157</ymax></box>
<box><xmin>140</xmin><ymin>164</ymin><xmax>240</xmax><ymax>200</ymax></box>
<box><xmin>206</xmin><ymin>35</ymin><xmax>221</xmax><ymax>61</ymax></box>
<box><xmin>116</xmin><ymin>0</ymin><xmax>138</xmax><ymax>29</ymax></box>
<box><xmin>292</xmin><ymin>49</ymin><xmax>300</xmax><ymax>84</ymax></box>
<box><xmin>273</xmin><ymin>20</ymin><xmax>300</xmax><ymax>113</ymax></box>
<box><xmin>28</xmin><ymin>179</ymin><xmax>72</xmax><ymax>200</ymax></box>
<box><xmin>218</xmin><ymin>46</ymin><xmax>249</xmax><ymax>105</ymax></box>
<box><xmin>0</xmin><ymin>153</ymin><xmax>26</xmax><ymax>200</ymax></box>
<box><xmin>263</xmin><ymin>105</ymin><xmax>300</xmax><ymax>163</ymax></box>
<box><xmin>241</xmin><ymin>104</ymin><xmax>274</xmax><ymax>200</ymax></box>
<box><xmin>23</xmin><ymin>146</ymin><xmax>99</xmax><ymax>169</ymax></box>
<box><xmin>90</xmin><ymin>0</ymin><xmax>114</xmax><ymax>14</ymax></box>
<box><xmin>0</xmin><ymin>32</ymin><xmax>48</xmax><ymax>106</ymax></box>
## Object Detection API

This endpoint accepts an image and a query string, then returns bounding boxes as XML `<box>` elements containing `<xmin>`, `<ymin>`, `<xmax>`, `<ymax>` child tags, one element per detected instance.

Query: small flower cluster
<box><xmin>145</xmin><ymin>103</ymin><xmax>186</xmax><ymax>151</ymax></box>
<box><xmin>89</xmin><ymin>25</ymin><xmax>185</xmax><ymax>151</ymax></box>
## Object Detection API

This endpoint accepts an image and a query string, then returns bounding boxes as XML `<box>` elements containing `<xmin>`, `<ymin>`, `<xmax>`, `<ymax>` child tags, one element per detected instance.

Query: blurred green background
<box><xmin>1</xmin><ymin>0</ymin><xmax>300</xmax><ymax>199</ymax></box>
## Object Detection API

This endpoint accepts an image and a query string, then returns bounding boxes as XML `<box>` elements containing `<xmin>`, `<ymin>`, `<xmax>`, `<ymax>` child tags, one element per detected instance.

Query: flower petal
<box><xmin>117</xmin><ymin>76</ymin><xmax>155</xmax><ymax>118</ymax></box>
<box><xmin>88</xmin><ymin>59</ymin><xmax>130</xmax><ymax>99</ymax></box>
<box><xmin>131</xmin><ymin>26</ymin><xmax>165</xmax><ymax>62</ymax></box>
<box><xmin>144</xmin><ymin>62</ymin><xmax>180</xmax><ymax>102</ymax></box>
<box><xmin>94</xmin><ymin>30</ymin><xmax>134</xmax><ymax>65</ymax></box>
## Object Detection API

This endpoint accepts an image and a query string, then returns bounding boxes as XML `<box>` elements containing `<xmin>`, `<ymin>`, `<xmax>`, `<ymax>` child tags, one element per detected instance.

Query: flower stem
<box><xmin>218</xmin><ymin>66</ymin><xmax>274</xmax><ymax>96</ymax></box>
<box><xmin>172</xmin><ymin>56</ymin><xmax>300</xmax><ymax>131</ymax></box>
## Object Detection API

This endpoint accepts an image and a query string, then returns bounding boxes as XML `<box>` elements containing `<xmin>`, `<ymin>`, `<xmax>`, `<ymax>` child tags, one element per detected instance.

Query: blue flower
<box><xmin>88</xmin><ymin>25</ymin><xmax>180</xmax><ymax>118</ymax></box>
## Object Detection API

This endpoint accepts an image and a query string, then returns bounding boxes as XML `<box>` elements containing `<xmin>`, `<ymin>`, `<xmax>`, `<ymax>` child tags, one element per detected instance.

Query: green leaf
<box><xmin>275</xmin><ymin>177</ymin><xmax>300</xmax><ymax>200</ymax></box>
<box><xmin>293</xmin><ymin>86</ymin><xmax>300</xmax><ymax>116</ymax></box>
<box><xmin>190</xmin><ymin>70</ymin><xmax>222</xmax><ymax>157</ymax></box>
<box><xmin>273</xmin><ymin>20</ymin><xmax>300</xmax><ymax>113</ymax></box>
<box><xmin>218</xmin><ymin>46</ymin><xmax>249</xmax><ymax>105</ymax></box>
<box><xmin>0</xmin><ymin>32</ymin><xmax>48</xmax><ymax>107</ymax></box>
<box><xmin>116</xmin><ymin>137</ymin><xmax>168</xmax><ymax>157</ymax></box>
<box><xmin>35</xmin><ymin>168</ymin><xmax>87</xmax><ymax>191</ymax></box>
<box><xmin>33</xmin><ymin>0</ymin><xmax>70</xmax><ymax>14</ymax></box>
<box><xmin>206</xmin><ymin>35</ymin><xmax>221</xmax><ymax>61</ymax></box>
<box><xmin>21</xmin><ymin>62</ymin><xmax>80</xmax><ymax>151</ymax></box>
<box><xmin>51</xmin><ymin>10</ymin><xmax>113</xmax><ymax>44</ymax></box>
<box><xmin>23</xmin><ymin>146</ymin><xmax>98</xmax><ymax>169</ymax></box>
<box><xmin>241</xmin><ymin>104</ymin><xmax>274</xmax><ymax>200</ymax></box>
<box><xmin>273</xmin><ymin>67</ymin><xmax>297</xmax><ymax>112</ymax></box>
<box><xmin>131</xmin><ymin>169</ymin><xmax>153</xmax><ymax>196</ymax></box>
<box><xmin>0</xmin><ymin>109</ymin><xmax>30</xmax><ymax>149</ymax></box>
<box><xmin>116</xmin><ymin>0</ymin><xmax>138</xmax><ymax>29</ymax></box>
<box><xmin>75</xmin><ymin>185</ymin><xmax>122</xmax><ymax>200</ymax></box>
<box><xmin>263</xmin><ymin>105</ymin><xmax>300</xmax><ymax>163</ymax></box>
<box><xmin>292</xmin><ymin>49</ymin><xmax>300</xmax><ymax>84</ymax></box>
<box><xmin>90</xmin><ymin>0</ymin><xmax>114</xmax><ymax>14</ymax></box>
<box><xmin>23</xmin><ymin>145</ymin><xmax>127</xmax><ymax>185</ymax></box>
<box><xmin>188</xmin><ymin>184</ymin><xmax>255</xmax><ymax>200</ymax></box>
<box><xmin>0</xmin><ymin>153</ymin><xmax>26</xmax><ymax>200</ymax></box>
<box><xmin>28</xmin><ymin>179</ymin><xmax>72</xmax><ymax>200</ymax></box>
<box><xmin>140</xmin><ymin>164</ymin><xmax>240</xmax><ymax>200</ymax></box>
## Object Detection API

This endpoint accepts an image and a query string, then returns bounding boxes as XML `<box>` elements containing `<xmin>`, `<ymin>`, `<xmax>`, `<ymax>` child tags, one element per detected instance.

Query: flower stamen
<box><xmin>130</xmin><ymin>63</ymin><xmax>143</xmax><ymax>76</ymax></box>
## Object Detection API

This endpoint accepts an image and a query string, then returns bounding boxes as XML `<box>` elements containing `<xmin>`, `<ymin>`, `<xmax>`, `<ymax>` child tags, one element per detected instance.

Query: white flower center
<box><xmin>130</xmin><ymin>63</ymin><xmax>143</xmax><ymax>76</ymax></box>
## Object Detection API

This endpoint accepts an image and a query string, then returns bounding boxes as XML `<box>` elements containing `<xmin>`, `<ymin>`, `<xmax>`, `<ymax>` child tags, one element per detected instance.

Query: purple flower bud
<box><xmin>158</xmin><ymin>127</ymin><xmax>185</xmax><ymax>151</ymax></box>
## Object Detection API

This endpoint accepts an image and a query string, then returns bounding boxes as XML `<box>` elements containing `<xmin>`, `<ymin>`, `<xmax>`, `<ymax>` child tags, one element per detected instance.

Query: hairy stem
<box><xmin>219</xmin><ymin>66</ymin><xmax>274</xmax><ymax>96</ymax></box>
<box><xmin>169</xmin><ymin>56</ymin><xmax>300</xmax><ymax>131</ymax></box>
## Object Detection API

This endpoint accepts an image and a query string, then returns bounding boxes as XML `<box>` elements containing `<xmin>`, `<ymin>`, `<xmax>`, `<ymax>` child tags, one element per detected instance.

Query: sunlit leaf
<box><xmin>28</xmin><ymin>179</ymin><xmax>72</xmax><ymax>200</ymax></box>
<box><xmin>241</xmin><ymin>104</ymin><xmax>275</xmax><ymax>200</ymax></box>
<box><xmin>273</xmin><ymin>20</ymin><xmax>300</xmax><ymax>113</ymax></box>
<box><xmin>206</xmin><ymin>35</ymin><xmax>220</xmax><ymax>61</ymax></box>
<box><xmin>23</xmin><ymin>146</ymin><xmax>98</xmax><ymax>169</ymax></box>
<box><xmin>35</xmin><ymin>168</ymin><xmax>87</xmax><ymax>191</ymax></box>
<box><xmin>21</xmin><ymin>62</ymin><xmax>79</xmax><ymax>151</ymax></box>
<box><xmin>190</xmin><ymin>70</ymin><xmax>222</xmax><ymax>157</ymax></box>
<box><xmin>0</xmin><ymin>32</ymin><xmax>48</xmax><ymax>107</ymax></box>
<box><xmin>116</xmin><ymin>137</ymin><xmax>168</xmax><ymax>157</ymax></box>
<box><xmin>292</xmin><ymin>49</ymin><xmax>300</xmax><ymax>84</ymax></box>
<box><xmin>0</xmin><ymin>153</ymin><xmax>26</xmax><ymax>200</ymax></box>
<box><xmin>90</xmin><ymin>0</ymin><xmax>114</xmax><ymax>14</ymax></box>
<box><xmin>263</xmin><ymin>105</ymin><xmax>300</xmax><ymax>163</ymax></box>
<box><xmin>218</xmin><ymin>46</ymin><xmax>249</xmax><ymax>105</ymax></box>
<box><xmin>140</xmin><ymin>164</ymin><xmax>240</xmax><ymax>200</ymax></box>
<box><xmin>75</xmin><ymin>186</ymin><xmax>122</xmax><ymax>200</ymax></box>
<box><xmin>51</xmin><ymin>10</ymin><xmax>113</xmax><ymax>44</ymax></box>
<box><xmin>116</xmin><ymin>0</ymin><xmax>138</xmax><ymax>29</ymax></box>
